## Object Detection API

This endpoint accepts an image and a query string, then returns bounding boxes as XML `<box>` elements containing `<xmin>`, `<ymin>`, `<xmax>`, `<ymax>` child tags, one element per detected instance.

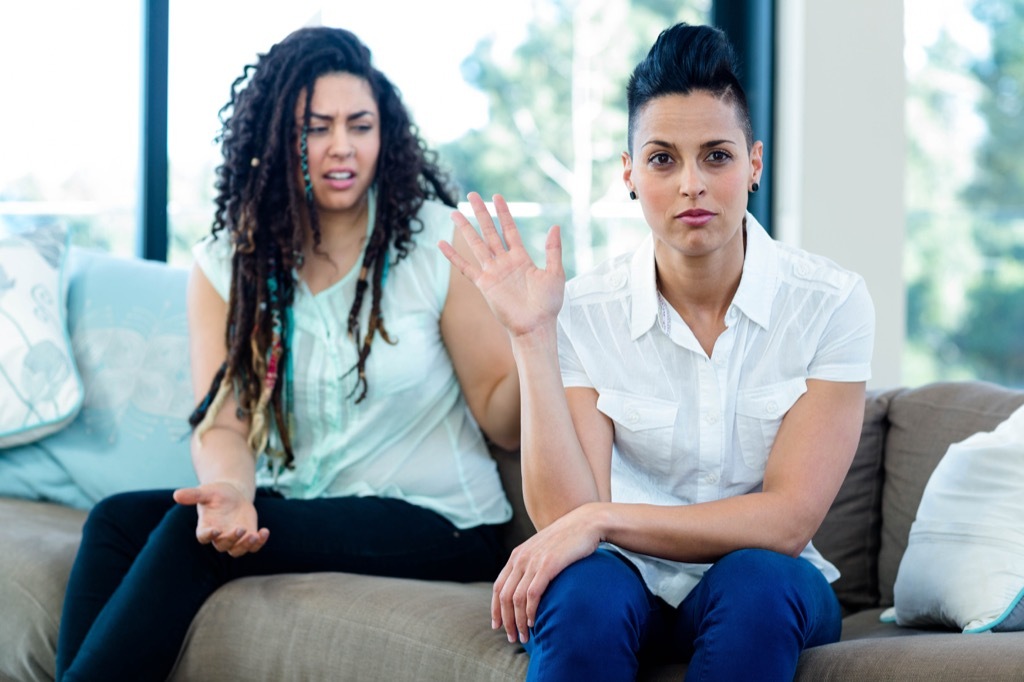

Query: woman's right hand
<box><xmin>173</xmin><ymin>482</ymin><xmax>270</xmax><ymax>557</ymax></box>
<box><xmin>440</xmin><ymin>192</ymin><xmax>565</xmax><ymax>337</ymax></box>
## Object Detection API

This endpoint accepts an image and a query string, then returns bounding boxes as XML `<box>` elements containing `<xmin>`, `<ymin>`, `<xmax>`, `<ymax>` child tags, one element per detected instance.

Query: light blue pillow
<box><xmin>0</xmin><ymin>249</ymin><xmax>198</xmax><ymax>507</ymax></box>
<box><xmin>0</xmin><ymin>222</ymin><xmax>83</xmax><ymax>447</ymax></box>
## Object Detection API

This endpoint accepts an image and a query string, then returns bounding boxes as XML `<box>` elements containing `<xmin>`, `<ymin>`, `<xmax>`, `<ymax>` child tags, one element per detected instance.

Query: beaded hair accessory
<box><xmin>300</xmin><ymin>125</ymin><xmax>313</xmax><ymax>202</ymax></box>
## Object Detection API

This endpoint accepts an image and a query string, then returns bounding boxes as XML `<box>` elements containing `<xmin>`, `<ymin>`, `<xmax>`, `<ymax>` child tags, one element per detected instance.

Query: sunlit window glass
<box><xmin>904</xmin><ymin>0</ymin><xmax>1024</xmax><ymax>388</ymax></box>
<box><xmin>0</xmin><ymin>3</ymin><xmax>140</xmax><ymax>254</ymax></box>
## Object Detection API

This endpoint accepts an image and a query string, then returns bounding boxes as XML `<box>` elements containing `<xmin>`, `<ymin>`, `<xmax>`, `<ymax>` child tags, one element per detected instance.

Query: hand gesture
<box><xmin>440</xmin><ymin>192</ymin><xmax>565</xmax><ymax>337</ymax></box>
<box><xmin>173</xmin><ymin>482</ymin><xmax>270</xmax><ymax>557</ymax></box>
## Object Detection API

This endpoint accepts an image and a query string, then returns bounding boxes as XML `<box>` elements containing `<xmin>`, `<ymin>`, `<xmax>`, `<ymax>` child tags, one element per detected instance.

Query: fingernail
<box><xmin>507</xmin><ymin>633</ymin><xmax>516</xmax><ymax>644</ymax></box>
<box><xmin>491</xmin><ymin>619</ymin><xmax>498</xmax><ymax>629</ymax></box>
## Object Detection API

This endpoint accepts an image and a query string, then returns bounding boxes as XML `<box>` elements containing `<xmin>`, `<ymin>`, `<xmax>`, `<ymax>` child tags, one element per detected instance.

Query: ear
<box><xmin>749</xmin><ymin>141</ymin><xmax>764</xmax><ymax>185</ymax></box>
<box><xmin>621</xmin><ymin>151</ymin><xmax>634</xmax><ymax>192</ymax></box>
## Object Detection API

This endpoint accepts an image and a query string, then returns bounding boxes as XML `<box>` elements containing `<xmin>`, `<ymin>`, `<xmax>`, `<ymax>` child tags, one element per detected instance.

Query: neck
<box><xmin>655</xmin><ymin>227</ymin><xmax>745</xmax><ymax>324</ymax></box>
<box><xmin>305</xmin><ymin>194</ymin><xmax>371</xmax><ymax>258</ymax></box>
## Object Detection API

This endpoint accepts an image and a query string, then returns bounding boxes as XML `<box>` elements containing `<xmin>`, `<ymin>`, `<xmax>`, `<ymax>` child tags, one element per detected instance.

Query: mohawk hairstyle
<box><xmin>188</xmin><ymin>26</ymin><xmax>456</xmax><ymax>468</ymax></box>
<box><xmin>626</xmin><ymin>22</ymin><xmax>754</xmax><ymax>153</ymax></box>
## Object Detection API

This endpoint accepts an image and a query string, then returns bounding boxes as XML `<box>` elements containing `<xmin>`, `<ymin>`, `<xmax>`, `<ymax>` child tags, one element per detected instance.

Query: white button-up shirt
<box><xmin>557</xmin><ymin>214</ymin><xmax>875</xmax><ymax>606</ymax></box>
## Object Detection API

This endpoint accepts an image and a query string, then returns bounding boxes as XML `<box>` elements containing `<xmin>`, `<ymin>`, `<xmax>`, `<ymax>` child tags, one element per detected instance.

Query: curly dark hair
<box><xmin>189</xmin><ymin>26</ymin><xmax>457</xmax><ymax>467</ymax></box>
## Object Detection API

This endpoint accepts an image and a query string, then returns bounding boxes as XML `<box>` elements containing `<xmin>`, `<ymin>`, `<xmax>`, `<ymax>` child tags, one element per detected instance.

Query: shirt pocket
<box><xmin>735</xmin><ymin>377</ymin><xmax>807</xmax><ymax>472</ymax></box>
<box><xmin>596</xmin><ymin>389</ymin><xmax>678</xmax><ymax>475</ymax></box>
<box><xmin>365</xmin><ymin>314</ymin><xmax>436</xmax><ymax>395</ymax></box>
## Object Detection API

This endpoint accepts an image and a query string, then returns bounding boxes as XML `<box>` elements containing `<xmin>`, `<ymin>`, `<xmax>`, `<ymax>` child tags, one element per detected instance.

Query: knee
<box><xmin>699</xmin><ymin>549</ymin><xmax>836</xmax><ymax>627</ymax></box>
<box><xmin>533</xmin><ymin>551</ymin><xmax>650</xmax><ymax>643</ymax></box>
<box><xmin>82</xmin><ymin>492</ymin><xmax>148</xmax><ymax>539</ymax></box>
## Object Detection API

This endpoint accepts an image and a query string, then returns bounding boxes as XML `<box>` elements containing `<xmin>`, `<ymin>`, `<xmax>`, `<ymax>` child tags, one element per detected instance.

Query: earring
<box><xmin>750</xmin><ymin>182</ymin><xmax>760</xmax><ymax>193</ymax></box>
<box><xmin>629</xmin><ymin>190</ymin><xmax>637</xmax><ymax>200</ymax></box>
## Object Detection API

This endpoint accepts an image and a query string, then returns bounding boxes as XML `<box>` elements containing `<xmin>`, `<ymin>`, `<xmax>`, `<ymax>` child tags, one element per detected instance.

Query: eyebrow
<box><xmin>308</xmin><ymin>110</ymin><xmax>376</xmax><ymax>122</ymax></box>
<box><xmin>641</xmin><ymin>138</ymin><xmax>738</xmax><ymax>150</ymax></box>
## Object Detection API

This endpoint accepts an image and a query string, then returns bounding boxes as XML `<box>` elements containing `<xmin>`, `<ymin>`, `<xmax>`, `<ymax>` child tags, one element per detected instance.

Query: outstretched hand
<box><xmin>439</xmin><ymin>192</ymin><xmax>565</xmax><ymax>337</ymax></box>
<box><xmin>173</xmin><ymin>482</ymin><xmax>270</xmax><ymax>557</ymax></box>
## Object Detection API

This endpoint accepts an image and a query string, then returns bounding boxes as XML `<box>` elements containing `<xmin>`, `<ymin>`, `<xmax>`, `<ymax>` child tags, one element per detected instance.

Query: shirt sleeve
<box><xmin>556</xmin><ymin>297</ymin><xmax>594</xmax><ymax>389</ymax></box>
<box><xmin>807</xmin><ymin>276</ymin><xmax>875</xmax><ymax>382</ymax></box>
<box><xmin>191</xmin><ymin>235</ymin><xmax>233</xmax><ymax>302</ymax></box>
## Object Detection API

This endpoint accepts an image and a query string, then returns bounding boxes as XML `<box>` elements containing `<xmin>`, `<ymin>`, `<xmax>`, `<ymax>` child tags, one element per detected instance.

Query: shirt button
<box><xmin>765</xmin><ymin>400</ymin><xmax>779</xmax><ymax>414</ymax></box>
<box><xmin>626</xmin><ymin>410</ymin><xmax>640</xmax><ymax>425</ymax></box>
<box><xmin>705</xmin><ymin>412</ymin><xmax>719</xmax><ymax>425</ymax></box>
<box><xmin>609</xmin><ymin>272</ymin><xmax>626</xmax><ymax>288</ymax></box>
<box><xmin>704</xmin><ymin>472</ymin><xmax>719</xmax><ymax>484</ymax></box>
<box><xmin>795</xmin><ymin>263</ymin><xmax>810</xmax><ymax>277</ymax></box>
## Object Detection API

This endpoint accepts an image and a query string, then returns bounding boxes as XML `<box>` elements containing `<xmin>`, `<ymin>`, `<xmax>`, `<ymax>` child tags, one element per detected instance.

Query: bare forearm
<box><xmin>189</xmin><ymin>427</ymin><xmax>258</xmax><ymax>500</ymax></box>
<box><xmin>512</xmin><ymin>326</ymin><xmax>600</xmax><ymax>528</ymax></box>
<box><xmin>586</xmin><ymin>493</ymin><xmax>819</xmax><ymax>564</ymax></box>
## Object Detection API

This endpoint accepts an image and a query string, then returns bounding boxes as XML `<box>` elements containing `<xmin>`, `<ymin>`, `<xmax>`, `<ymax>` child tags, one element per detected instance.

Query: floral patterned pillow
<box><xmin>0</xmin><ymin>223</ymin><xmax>84</xmax><ymax>447</ymax></box>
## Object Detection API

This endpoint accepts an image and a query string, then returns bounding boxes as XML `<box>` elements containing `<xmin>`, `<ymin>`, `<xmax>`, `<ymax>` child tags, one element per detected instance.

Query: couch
<box><xmin>2</xmin><ymin>248</ymin><xmax>1023</xmax><ymax>681</ymax></box>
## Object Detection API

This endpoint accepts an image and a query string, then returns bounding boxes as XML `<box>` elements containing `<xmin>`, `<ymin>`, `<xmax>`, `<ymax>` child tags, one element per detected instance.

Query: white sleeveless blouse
<box><xmin>193</xmin><ymin>192</ymin><xmax>512</xmax><ymax>529</ymax></box>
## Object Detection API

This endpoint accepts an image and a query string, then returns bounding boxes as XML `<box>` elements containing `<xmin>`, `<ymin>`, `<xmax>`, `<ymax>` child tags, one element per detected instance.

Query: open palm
<box><xmin>440</xmin><ymin>192</ymin><xmax>564</xmax><ymax>336</ymax></box>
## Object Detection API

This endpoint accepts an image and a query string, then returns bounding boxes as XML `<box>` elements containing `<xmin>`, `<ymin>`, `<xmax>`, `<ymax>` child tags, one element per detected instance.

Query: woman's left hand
<box><xmin>492</xmin><ymin>503</ymin><xmax>604</xmax><ymax>644</ymax></box>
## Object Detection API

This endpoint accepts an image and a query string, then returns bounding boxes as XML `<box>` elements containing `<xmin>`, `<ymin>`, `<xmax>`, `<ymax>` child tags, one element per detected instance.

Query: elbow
<box><xmin>774</xmin><ymin>516</ymin><xmax>821</xmax><ymax>559</ymax></box>
<box><xmin>490</xmin><ymin>431</ymin><xmax>520</xmax><ymax>452</ymax></box>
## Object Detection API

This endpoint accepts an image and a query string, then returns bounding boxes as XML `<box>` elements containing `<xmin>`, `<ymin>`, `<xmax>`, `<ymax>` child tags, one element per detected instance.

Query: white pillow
<box><xmin>890</xmin><ymin>402</ymin><xmax>1024</xmax><ymax>632</ymax></box>
<box><xmin>0</xmin><ymin>223</ymin><xmax>83</xmax><ymax>447</ymax></box>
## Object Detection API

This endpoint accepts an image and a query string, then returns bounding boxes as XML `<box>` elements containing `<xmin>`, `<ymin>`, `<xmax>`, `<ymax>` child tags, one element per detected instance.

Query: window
<box><xmin>0</xmin><ymin>2</ymin><xmax>141</xmax><ymax>254</ymax></box>
<box><xmin>904</xmin><ymin>0</ymin><xmax>1024</xmax><ymax>388</ymax></box>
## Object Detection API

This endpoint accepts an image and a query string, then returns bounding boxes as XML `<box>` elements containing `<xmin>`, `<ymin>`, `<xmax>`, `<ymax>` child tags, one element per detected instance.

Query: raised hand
<box><xmin>439</xmin><ymin>192</ymin><xmax>565</xmax><ymax>337</ymax></box>
<box><xmin>173</xmin><ymin>482</ymin><xmax>270</xmax><ymax>557</ymax></box>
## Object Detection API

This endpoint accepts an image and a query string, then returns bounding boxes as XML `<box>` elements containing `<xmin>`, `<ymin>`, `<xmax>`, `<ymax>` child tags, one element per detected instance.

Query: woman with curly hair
<box><xmin>56</xmin><ymin>26</ymin><xmax>519</xmax><ymax>681</ymax></box>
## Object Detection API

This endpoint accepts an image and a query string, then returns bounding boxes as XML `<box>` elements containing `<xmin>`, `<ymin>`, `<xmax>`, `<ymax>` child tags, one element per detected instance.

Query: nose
<box><xmin>328</xmin><ymin>129</ymin><xmax>355</xmax><ymax>159</ymax></box>
<box><xmin>678</xmin><ymin>163</ymin><xmax>706</xmax><ymax>198</ymax></box>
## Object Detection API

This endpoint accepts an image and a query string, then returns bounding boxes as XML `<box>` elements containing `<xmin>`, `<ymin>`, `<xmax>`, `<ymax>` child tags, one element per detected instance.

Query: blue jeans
<box><xmin>524</xmin><ymin>548</ymin><xmax>841</xmax><ymax>681</ymax></box>
<box><xmin>56</xmin><ymin>488</ymin><xmax>505</xmax><ymax>682</ymax></box>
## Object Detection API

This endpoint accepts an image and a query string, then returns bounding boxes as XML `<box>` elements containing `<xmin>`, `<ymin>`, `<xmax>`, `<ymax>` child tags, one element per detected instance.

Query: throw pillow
<box><xmin>889</xmin><ymin>402</ymin><xmax>1024</xmax><ymax>632</ymax></box>
<box><xmin>37</xmin><ymin>248</ymin><xmax>198</xmax><ymax>504</ymax></box>
<box><xmin>0</xmin><ymin>223</ymin><xmax>83</xmax><ymax>448</ymax></box>
<box><xmin>0</xmin><ymin>248</ymin><xmax>198</xmax><ymax>507</ymax></box>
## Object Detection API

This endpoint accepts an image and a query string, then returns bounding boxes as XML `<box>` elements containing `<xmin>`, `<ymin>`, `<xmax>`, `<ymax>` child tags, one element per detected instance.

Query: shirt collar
<box><xmin>732</xmin><ymin>212</ymin><xmax>777</xmax><ymax>330</ymax></box>
<box><xmin>629</xmin><ymin>233</ymin><xmax>659</xmax><ymax>340</ymax></box>
<box><xmin>627</xmin><ymin>212</ymin><xmax>778</xmax><ymax>340</ymax></box>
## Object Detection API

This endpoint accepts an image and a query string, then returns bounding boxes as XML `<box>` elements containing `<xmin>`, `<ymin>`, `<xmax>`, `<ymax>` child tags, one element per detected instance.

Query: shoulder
<box><xmin>191</xmin><ymin>233</ymin><xmax>233</xmax><ymax>301</ymax></box>
<box><xmin>564</xmin><ymin>250</ymin><xmax>635</xmax><ymax>305</ymax></box>
<box><xmin>410</xmin><ymin>198</ymin><xmax>457</xmax><ymax>243</ymax></box>
<box><xmin>773</xmin><ymin>240</ymin><xmax>865</xmax><ymax>300</ymax></box>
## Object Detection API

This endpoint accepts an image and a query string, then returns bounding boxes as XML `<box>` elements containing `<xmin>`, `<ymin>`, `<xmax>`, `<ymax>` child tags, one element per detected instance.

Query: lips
<box><xmin>323</xmin><ymin>168</ymin><xmax>356</xmax><ymax>190</ymax></box>
<box><xmin>676</xmin><ymin>209</ymin><xmax>715</xmax><ymax>227</ymax></box>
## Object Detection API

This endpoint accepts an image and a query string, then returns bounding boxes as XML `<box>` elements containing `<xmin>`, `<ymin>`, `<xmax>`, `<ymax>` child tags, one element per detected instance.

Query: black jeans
<box><xmin>57</xmin><ymin>488</ymin><xmax>505</xmax><ymax>681</ymax></box>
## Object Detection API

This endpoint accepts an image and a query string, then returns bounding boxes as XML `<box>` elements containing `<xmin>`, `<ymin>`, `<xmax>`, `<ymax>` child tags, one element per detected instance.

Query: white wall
<box><xmin>775</xmin><ymin>0</ymin><xmax>906</xmax><ymax>390</ymax></box>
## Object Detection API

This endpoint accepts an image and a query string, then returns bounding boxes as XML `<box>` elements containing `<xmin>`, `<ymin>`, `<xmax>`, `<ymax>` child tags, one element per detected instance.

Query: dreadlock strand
<box><xmin>194</xmin><ymin>367</ymin><xmax>234</xmax><ymax>442</ymax></box>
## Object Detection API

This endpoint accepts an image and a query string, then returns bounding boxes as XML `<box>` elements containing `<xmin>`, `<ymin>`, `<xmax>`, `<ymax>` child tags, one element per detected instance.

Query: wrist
<box><xmin>578</xmin><ymin>501</ymin><xmax>612</xmax><ymax>544</ymax></box>
<box><xmin>509</xmin><ymin>322</ymin><xmax>558</xmax><ymax>355</ymax></box>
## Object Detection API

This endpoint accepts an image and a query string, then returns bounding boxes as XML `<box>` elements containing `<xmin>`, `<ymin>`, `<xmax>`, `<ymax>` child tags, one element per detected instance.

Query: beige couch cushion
<box><xmin>878</xmin><ymin>381</ymin><xmax>1024</xmax><ymax>606</ymax></box>
<box><xmin>0</xmin><ymin>498</ymin><xmax>85</xmax><ymax>682</ymax></box>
